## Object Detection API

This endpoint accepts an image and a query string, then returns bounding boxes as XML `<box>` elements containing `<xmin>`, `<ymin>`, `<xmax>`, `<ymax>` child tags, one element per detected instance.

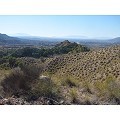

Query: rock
<box><xmin>39</xmin><ymin>75</ymin><xmax>51</xmax><ymax>81</ymax></box>
<box><xmin>0</xmin><ymin>96</ymin><xmax>3</xmax><ymax>99</ymax></box>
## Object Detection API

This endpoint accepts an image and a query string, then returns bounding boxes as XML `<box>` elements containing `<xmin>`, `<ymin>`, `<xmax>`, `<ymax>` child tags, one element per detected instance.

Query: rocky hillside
<box><xmin>54</xmin><ymin>40</ymin><xmax>90</xmax><ymax>53</ymax></box>
<box><xmin>44</xmin><ymin>45</ymin><xmax>120</xmax><ymax>81</ymax></box>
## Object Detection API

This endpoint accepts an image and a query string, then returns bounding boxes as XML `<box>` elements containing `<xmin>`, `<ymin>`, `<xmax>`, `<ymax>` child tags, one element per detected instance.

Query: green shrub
<box><xmin>1</xmin><ymin>68</ymin><xmax>26</xmax><ymax>97</ymax></box>
<box><xmin>0</xmin><ymin>63</ymin><xmax>10</xmax><ymax>70</ymax></box>
<box><xmin>1</xmin><ymin>64</ymin><xmax>60</xmax><ymax>103</ymax></box>
<box><xmin>8</xmin><ymin>57</ymin><xmax>16</xmax><ymax>68</ymax></box>
<box><xmin>31</xmin><ymin>77</ymin><xmax>60</xmax><ymax>101</ymax></box>
<box><xmin>1</xmin><ymin>64</ymin><xmax>41</xmax><ymax>97</ymax></box>
<box><xmin>20</xmin><ymin>63</ymin><xmax>42</xmax><ymax>80</ymax></box>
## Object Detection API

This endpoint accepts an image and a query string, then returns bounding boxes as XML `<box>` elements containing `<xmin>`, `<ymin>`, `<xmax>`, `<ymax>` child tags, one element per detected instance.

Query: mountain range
<box><xmin>0</xmin><ymin>33</ymin><xmax>120</xmax><ymax>47</ymax></box>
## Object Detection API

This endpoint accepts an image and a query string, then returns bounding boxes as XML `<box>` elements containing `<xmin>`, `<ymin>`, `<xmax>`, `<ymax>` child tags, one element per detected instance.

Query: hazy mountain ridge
<box><xmin>0</xmin><ymin>33</ymin><xmax>22</xmax><ymax>45</ymax></box>
<box><xmin>109</xmin><ymin>37</ymin><xmax>120</xmax><ymax>43</ymax></box>
<box><xmin>0</xmin><ymin>33</ymin><xmax>57</xmax><ymax>46</ymax></box>
<box><xmin>0</xmin><ymin>33</ymin><xmax>120</xmax><ymax>48</ymax></box>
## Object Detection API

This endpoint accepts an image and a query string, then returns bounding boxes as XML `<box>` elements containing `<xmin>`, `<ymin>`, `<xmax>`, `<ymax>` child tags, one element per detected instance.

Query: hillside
<box><xmin>0</xmin><ymin>42</ymin><xmax>120</xmax><ymax>105</ymax></box>
<box><xmin>10</xmin><ymin>40</ymin><xmax>90</xmax><ymax>58</ymax></box>
<box><xmin>0</xmin><ymin>33</ymin><xmax>22</xmax><ymax>45</ymax></box>
<box><xmin>55</xmin><ymin>40</ymin><xmax>90</xmax><ymax>52</ymax></box>
<box><xmin>55</xmin><ymin>40</ymin><xmax>71</xmax><ymax>47</ymax></box>
<box><xmin>109</xmin><ymin>37</ymin><xmax>120</xmax><ymax>44</ymax></box>
<box><xmin>44</xmin><ymin>45</ymin><xmax>120</xmax><ymax>81</ymax></box>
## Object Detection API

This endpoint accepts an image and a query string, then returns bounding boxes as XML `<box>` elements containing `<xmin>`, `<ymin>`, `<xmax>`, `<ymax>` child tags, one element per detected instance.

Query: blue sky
<box><xmin>0</xmin><ymin>15</ymin><xmax>120</xmax><ymax>38</ymax></box>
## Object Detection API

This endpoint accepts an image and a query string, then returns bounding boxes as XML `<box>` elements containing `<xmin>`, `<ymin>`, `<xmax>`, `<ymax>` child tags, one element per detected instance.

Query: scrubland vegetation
<box><xmin>0</xmin><ymin>40</ymin><xmax>120</xmax><ymax>105</ymax></box>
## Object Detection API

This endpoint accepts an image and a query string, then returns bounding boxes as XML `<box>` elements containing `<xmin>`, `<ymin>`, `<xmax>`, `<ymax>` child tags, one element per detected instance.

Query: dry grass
<box><xmin>69</xmin><ymin>87</ymin><xmax>78</xmax><ymax>103</ymax></box>
<box><xmin>61</xmin><ymin>77</ymin><xmax>79</xmax><ymax>87</ymax></box>
<box><xmin>0</xmin><ymin>70</ymin><xmax>10</xmax><ymax>81</ymax></box>
<box><xmin>94</xmin><ymin>76</ymin><xmax>120</xmax><ymax>104</ymax></box>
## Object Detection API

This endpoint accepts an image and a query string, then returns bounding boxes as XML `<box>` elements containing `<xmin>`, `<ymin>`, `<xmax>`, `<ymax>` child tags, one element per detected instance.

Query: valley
<box><xmin>0</xmin><ymin>33</ymin><xmax>120</xmax><ymax>105</ymax></box>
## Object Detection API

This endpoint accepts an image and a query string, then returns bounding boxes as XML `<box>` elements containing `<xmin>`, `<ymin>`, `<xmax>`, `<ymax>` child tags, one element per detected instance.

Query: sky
<box><xmin>0</xmin><ymin>15</ymin><xmax>120</xmax><ymax>38</ymax></box>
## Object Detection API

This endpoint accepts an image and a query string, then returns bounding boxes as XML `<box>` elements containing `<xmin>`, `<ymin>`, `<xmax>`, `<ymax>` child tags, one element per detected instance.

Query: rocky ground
<box><xmin>0</xmin><ymin>95</ymin><xmax>64</xmax><ymax>105</ymax></box>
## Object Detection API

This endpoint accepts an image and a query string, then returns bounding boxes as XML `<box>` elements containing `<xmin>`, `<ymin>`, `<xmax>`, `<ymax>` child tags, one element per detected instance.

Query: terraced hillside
<box><xmin>44</xmin><ymin>45</ymin><xmax>120</xmax><ymax>82</ymax></box>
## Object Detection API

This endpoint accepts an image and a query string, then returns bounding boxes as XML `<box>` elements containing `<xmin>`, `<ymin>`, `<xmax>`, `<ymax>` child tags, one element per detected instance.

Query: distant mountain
<box><xmin>58</xmin><ymin>35</ymin><xmax>89</xmax><ymax>39</ymax></box>
<box><xmin>109</xmin><ymin>37</ymin><xmax>120</xmax><ymax>44</ymax></box>
<box><xmin>70</xmin><ymin>37</ymin><xmax>120</xmax><ymax>48</ymax></box>
<box><xmin>0</xmin><ymin>33</ymin><xmax>22</xmax><ymax>45</ymax></box>
<box><xmin>9</xmin><ymin>33</ymin><xmax>31</xmax><ymax>37</ymax></box>
<box><xmin>16</xmin><ymin>36</ymin><xmax>64</xmax><ymax>42</ymax></box>
<box><xmin>0</xmin><ymin>33</ymin><xmax>57</xmax><ymax>46</ymax></box>
<box><xmin>92</xmin><ymin>37</ymin><xmax>113</xmax><ymax>40</ymax></box>
<box><xmin>0</xmin><ymin>33</ymin><xmax>120</xmax><ymax>47</ymax></box>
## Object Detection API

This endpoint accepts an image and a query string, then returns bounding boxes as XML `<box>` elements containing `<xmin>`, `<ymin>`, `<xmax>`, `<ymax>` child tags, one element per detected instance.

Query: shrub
<box><xmin>69</xmin><ymin>88</ymin><xmax>78</xmax><ymax>103</ymax></box>
<box><xmin>8</xmin><ymin>57</ymin><xmax>16</xmax><ymax>68</ymax></box>
<box><xmin>61</xmin><ymin>77</ymin><xmax>79</xmax><ymax>87</ymax></box>
<box><xmin>0</xmin><ymin>63</ymin><xmax>10</xmax><ymax>70</ymax></box>
<box><xmin>94</xmin><ymin>76</ymin><xmax>120</xmax><ymax>104</ymax></box>
<box><xmin>1</xmin><ymin>64</ymin><xmax>41</xmax><ymax>97</ymax></box>
<box><xmin>1</xmin><ymin>68</ymin><xmax>26</xmax><ymax>97</ymax></box>
<box><xmin>31</xmin><ymin>77</ymin><xmax>60</xmax><ymax>101</ymax></box>
<box><xmin>1</xmin><ymin>64</ymin><xmax>60</xmax><ymax>104</ymax></box>
<box><xmin>80</xmin><ymin>81</ymin><xmax>92</xmax><ymax>94</ymax></box>
<box><xmin>20</xmin><ymin>63</ymin><xmax>42</xmax><ymax>80</ymax></box>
